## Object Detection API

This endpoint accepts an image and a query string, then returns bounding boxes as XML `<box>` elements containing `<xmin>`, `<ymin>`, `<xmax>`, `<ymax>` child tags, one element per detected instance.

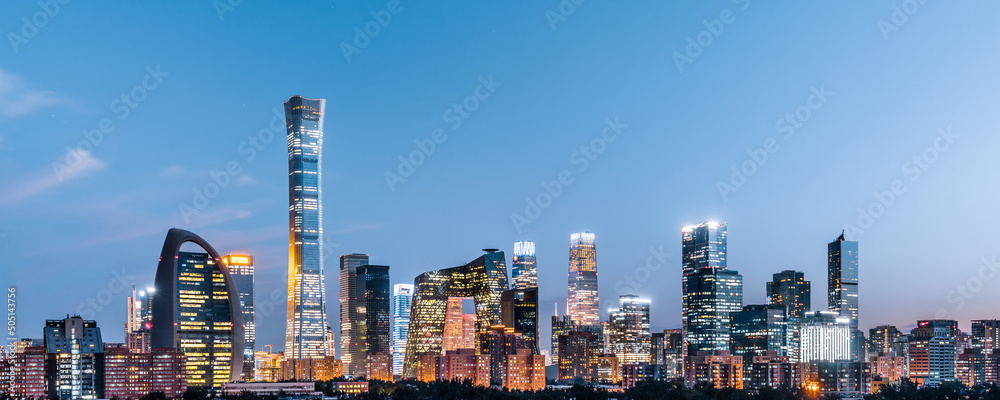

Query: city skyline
<box><xmin>3</xmin><ymin>2</ymin><xmax>1000</xmax><ymax>365</ymax></box>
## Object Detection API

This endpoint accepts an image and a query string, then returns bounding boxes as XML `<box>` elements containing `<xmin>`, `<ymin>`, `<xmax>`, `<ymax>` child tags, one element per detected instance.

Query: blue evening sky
<box><xmin>1</xmin><ymin>1</ymin><xmax>999</xmax><ymax>355</ymax></box>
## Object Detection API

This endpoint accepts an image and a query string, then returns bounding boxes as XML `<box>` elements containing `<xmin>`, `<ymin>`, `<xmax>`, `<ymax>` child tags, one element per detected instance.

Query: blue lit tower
<box><xmin>284</xmin><ymin>95</ymin><xmax>328</xmax><ymax>360</ymax></box>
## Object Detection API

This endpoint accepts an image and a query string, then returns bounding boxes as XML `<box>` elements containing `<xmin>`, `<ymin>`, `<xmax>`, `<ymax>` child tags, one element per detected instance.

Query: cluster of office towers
<box><xmin>5</xmin><ymin>93</ymin><xmax>994</xmax><ymax>398</ymax></box>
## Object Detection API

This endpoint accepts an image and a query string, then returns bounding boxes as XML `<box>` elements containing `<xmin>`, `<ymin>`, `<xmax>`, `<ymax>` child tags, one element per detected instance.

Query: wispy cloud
<box><xmin>0</xmin><ymin>69</ymin><xmax>61</xmax><ymax>118</ymax></box>
<box><xmin>0</xmin><ymin>149</ymin><xmax>104</xmax><ymax>206</ymax></box>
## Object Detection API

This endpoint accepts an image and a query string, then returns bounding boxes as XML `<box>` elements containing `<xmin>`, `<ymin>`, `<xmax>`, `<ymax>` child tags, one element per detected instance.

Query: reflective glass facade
<box><xmin>684</xmin><ymin>267</ymin><xmax>743</xmax><ymax>354</ymax></box>
<box><xmin>223</xmin><ymin>254</ymin><xmax>255</xmax><ymax>381</ymax></box>
<box><xmin>501</xmin><ymin>288</ymin><xmax>539</xmax><ymax>354</ymax></box>
<box><xmin>729</xmin><ymin>304</ymin><xmax>787</xmax><ymax>362</ymax></box>
<box><xmin>402</xmin><ymin>250</ymin><xmax>509</xmax><ymax>379</ymax></box>
<box><xmin>358</xmin><ymin>264</ymin><xmax>391</xmax><ymax>377</ymax></box>
<box><xmin>175</xmin><ymin>252</ymin><xmax>236</xmax><ymax>387</ymax></box>
<box><xmin>828</xmin><ymin>234</ymin><xmax>858</xmax><ymax>329</ymax></box>
<box><xmin>608</xmin><ymin>295</ymin><xmax>651</xmax><ymax>365</ymax></box>
<box><xmin>511</xmin><ymin>241</ymin><xmax>537</xmax><ymax>290</ymax></box>
<box><xmin>339</xmin><ymin>253</ymin><xmax>369</xmax><ymax>375</ymax></box>
<box><xmin>681</xmin><ymin>222</ymin><xmax>728</xmax><ymax>354</ymax></box>
<box><xmin>568</xmin><ymin>232</ymin><xmax>598</xmax><ymax>326</ymax></box>
<box><xmin>391</xmin><ymin>284</ymin><xmax>414</xmax><ymax>377</ymax></box>
<box><xmin>285</xmin><ymin>95</ymin><xmax>328</xmax><ymax>360</ymax></box>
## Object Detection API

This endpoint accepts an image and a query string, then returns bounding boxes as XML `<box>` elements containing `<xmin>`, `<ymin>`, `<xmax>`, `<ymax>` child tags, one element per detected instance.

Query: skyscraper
<box><xmin>828</xmin><ymin>232</ymin><xmax>859</xmax><ymax>361</ymax></box>
<box><xmin>43</xmin><ymin>316</ymin><xmax>105</xmax><ymax>399</ymax></box>
<box><xmin>568</xmin><ymin>232</ymin><xmax>598</xmax><ymax>327</ymax></box>
<box><xmin>684</xmin><ymin>267</ymin><xmax>743</xmax><ymax>354</ymax></box>
<box><xmin>868</xmin><ymin>325</ymin><xmax>901</xmax><ymax>356</ymax></box>
<box><xmin>403</xmin><ymin>249</ymin><xmax>509</xmax><ymax>379</ymax></box>
<box><xmin>391</xmin><ymin>284</ymin><xmax>414</xmax><ymax>378</ymax></box>
<box><xmin>608</xmin><ymin>295</ymin><xmax>651</xmax><ymax>366</ymax></box>
<box><xmin>971</xmin><ymin>320</ymin><xmax>1000</xmax><ymax>354</ymax></box>
<box><xmin>501</xmin><ymin>288</ymin><xmax>539</xmax><ymax>354</ymax></box>
<box><xmin>729</xmin><ymin>304</ymin><xmax>788</xmax><ymax>361</ymax></box>
<box><xmin>340</xmin><ymin>253</ymin><xmax>370</xmax><ymax>375</ymax></box>
<box><xmin>151</xmin><ymin>228</ymin><xmax>244</xmax><ymax>387</ymax></box>
<box><xmin>800</xmin><ymin>311</ymin><xmax>851</xmax><ymax>363</ymax></box>
<box><xmin>223</xmin><ymin>254</ymin><xmax>256</xmax><ymax>381</ymax></box>
<box><xmin>766</xmin><ymin>270</ymin><xmax>810</xmax><ymax>319</ymax></box>
<box><xmin>511</xmin><ymin>241</ymin><xmax>537</xmax><ymax>290</ymax></box>
<box><xmin>357</xmin><ymin>264</ymin><xmax>391</xmax><ymax>379</ymax></box>
<box><xmin>682</xmin><ymin>222</ymin><xmax>730</xmax><ymax>354</ymax></box>
<box><xmin>285</xmin><ymin>95</ymin><xmax>328</xmax><ymax>361</ymax></box>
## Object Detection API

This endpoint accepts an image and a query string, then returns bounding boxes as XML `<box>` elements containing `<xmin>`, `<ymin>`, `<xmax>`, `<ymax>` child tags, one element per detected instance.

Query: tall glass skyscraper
<box><xmin>223</xmin><ymin>254</ymin><xmax>255</xmax><ymax>381</ymax></box>
<box><xmin>681</xmin><ymin>222</ymin><xmax>741</xmax><ymax>355</ymax></box>
<box><xmin>568</xmin><ymin>232</ymin><xmax>598</xmax><ymax>327</ymax></box>
<box><xmin>357</xmin><ymin>264</ymin><xmax>391</xmax><ymax>377</ymax></box>
<box><xmin>828</xmin><ymin>232</ymin><xmax>859</xmax><ymax>361</ymax></box>
<box><xmin>391</xmin><ymin>284</ymin><xmax>414</xmax><ymax>378</ymax></box>
<box><xmin>339</xmin><ymin>253</ymin><xmax>370</xmax><ymax>375</ymax></box>
<box><xmin>285</xmin><ymin>95</ymin><xmax>328</xmax><ymax>360</ymax></box>
<box><xmin>608</xmin><ymin>295</ymin><xmax>651</xmax><ymax>365</ymax></box>
<box><xmin>511</xmin><ymin>241</ymin><xmax>537</xmax><ymax>290</ymax></box>
<box><xmin>828</xmin><ymin>233</ymin><xmax>859</xmax><ymax>329</ymax></box>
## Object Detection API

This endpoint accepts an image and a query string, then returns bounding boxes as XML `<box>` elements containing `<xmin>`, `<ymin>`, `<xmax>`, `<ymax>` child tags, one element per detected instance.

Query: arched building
<box><xmin>151</xmin><ymin>228</ymin><xmax>245</xmax><ymax>387</ymax></box>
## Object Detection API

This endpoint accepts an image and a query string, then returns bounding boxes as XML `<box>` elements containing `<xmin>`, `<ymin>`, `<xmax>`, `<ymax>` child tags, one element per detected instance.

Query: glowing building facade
<box><xmin>223</xmin><ymin>254</ymin><xmax>255</xmax><ymax>381</ymax></box>
<box><xmin>828</xmin><ymin>233</ymin><xmax>860</xmax><ymax>361</ymax></box>
<box><xmin>682</xmin><ymin>222</ymin><xmax>732</xmax><ymax>354</ymax></box>
<box><xmin>800</xmin><ymin>311</ymin><xmax>851</xmax><ymax>363</ymax></box>
<box><xmin>340</xmin><ymin>253</ymin><xmax>369</xmax><ymax>375</ymax></box>
<box><xmin>151</xmin><ymin>228</ymin><xmax>244</xmax><ymax>388</ymax></box>
<box><xmin>391</xmin><ymin>284</ymin><xmax>414</xmax><ymax>377</ymax></box>
<box><xmin>402</xmin><ymin>250</ymin><xmax>509</xmax><ymax>379</ymax></box>
<box><xmin>285</xmin><ymin>95</ymin><xmax>329</xmax><ymax>360</ymax></box>
<box><xmin>608</xmin><ymin>295</ymin><xmax>651</xmax><ymax>366</ymax></box>
<box><xmin>568</xmin><ymin>232</ymin><xmax>598</xmax><ymax>327</ymax></box>
<box><xmin>511</xmin><ymin>241</ymin><xmax>537</xmax><ymax>290</ymax></box>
